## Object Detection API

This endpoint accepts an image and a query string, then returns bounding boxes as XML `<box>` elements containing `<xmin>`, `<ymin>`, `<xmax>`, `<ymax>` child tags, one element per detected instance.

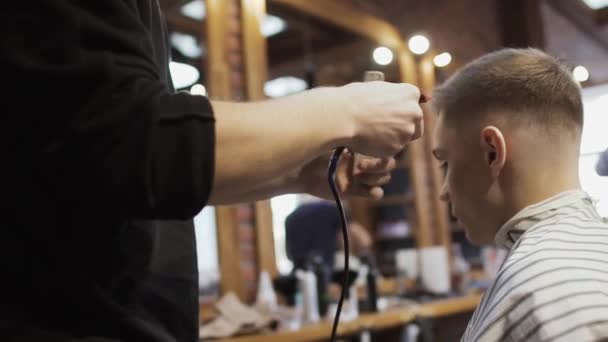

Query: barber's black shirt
<box><xmin>0</xmin><ymin>1</ymin><xmax>214</xmax><ymax>341</ymax></box>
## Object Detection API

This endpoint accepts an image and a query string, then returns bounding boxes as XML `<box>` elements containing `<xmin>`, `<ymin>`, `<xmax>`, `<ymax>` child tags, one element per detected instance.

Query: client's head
<box><xmin>431</xmin><ymin>48</ymin><xmax>583</xmax><ymax>244</ymax></box>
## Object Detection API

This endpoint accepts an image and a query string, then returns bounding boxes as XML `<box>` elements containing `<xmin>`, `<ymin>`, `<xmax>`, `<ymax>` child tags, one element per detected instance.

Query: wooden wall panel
<box><xmin>207</xmin><ymin>0</ymin><xmax>261</xmax><ymax>301</ymax></box>
<box><xmin>397</xmin><ymin>48</ymin><xmax>434</xmax><ymax>248</ymax></box>
<box><xmin>418</xmin><ymin>54</ymin><xmax>452</xmax><ymax>261</ymax></box>
<box><xmin>241</xmin><ymin>0</ymin><xmax>279</xmax><ymax>279</ymax></box>
<box><xmin>272</xmin><ymin>0</ymin><xmax>403</xmax><ymax>49</ymax></box>
<box><xmin>215</xmin><ymin>206</ymin><xmax>245</xmax><ymax>299</ymax></box>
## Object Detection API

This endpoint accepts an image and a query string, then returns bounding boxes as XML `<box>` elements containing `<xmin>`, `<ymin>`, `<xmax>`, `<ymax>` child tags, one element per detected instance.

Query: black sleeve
<box><xmin>0</xmin><ymin>1</ymin><xmax>214</xmax><ymax>220</ymax></box>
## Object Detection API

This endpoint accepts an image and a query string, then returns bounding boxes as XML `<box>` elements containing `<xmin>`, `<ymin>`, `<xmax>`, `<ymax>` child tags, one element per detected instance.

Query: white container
<box><xmin>254</xmin><ymin>270</ymin><xmax>278</xmax><ymax>312</ymax></box>
<box><xmin>419</xmin><ymin>246</ymin><xmax>451</xmax><ymax>294</ymax></box>
<box><xmin>295</xmin><ymin>270</ymin><xmax>320</xmax><ymax>324</ymax></box>
<box><xmin>395</xmin><ymin>248</ymin><xmax>419</xmax><ymax>279</ymax></box>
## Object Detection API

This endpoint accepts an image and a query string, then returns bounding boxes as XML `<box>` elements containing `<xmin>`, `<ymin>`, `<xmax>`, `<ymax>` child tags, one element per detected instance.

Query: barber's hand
<box><xmin>337</xmin><ymin>81</ymin><xmax>423</xmax><ymax>157</ymax></box>
<box><xmin>298</xmin><ymin>149</ymin><xmax>396</xmax><ymax>200</ymax></box>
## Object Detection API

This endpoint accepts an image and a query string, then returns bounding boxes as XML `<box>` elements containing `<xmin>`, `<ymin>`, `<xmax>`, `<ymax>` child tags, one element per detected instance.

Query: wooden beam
<box><xmin>418</xmin><ymin>53</ymin><xmax>452</xmax><ymax>263</ymax></box>
<box><xmin>241</xmin><ymin>0</ymin><xmax>269</xmax><ymax>100</ymax></box>
<box><xmin>267</xmin><ymin>1</ymin><xmax>338</xmax><ymax>39</ymax></box>
<box><xmin>206</xmin><ymin>0</ymin><xmax>232</xmax><ymax>100</ymax></box>
<box><xmin>397</xmin><ymin>47</ymin><xmax>434</xmax><ymax>248</ymax></box>
<box><xmin>207</xmin><ymin>0</ymin><xmax>244</xmax><ymax>300</ymax></box>
<box><xmin>241</xmin><ymin>0</ymin><xmax>279</xmax><ymax>278</ymax></box>
<box><xmin>253</xmin><ymin>201</ymin><xmax>278</xmax><ymax>277</ymax></box>
<box><xmin>215</xmin><ymin>206</ymin><xmax>245</xmax><ymax>298</ymax></box>
<box><xmin>270</xmin><ymin>0</ymin><xmax>403</xmax><ymax>49</ymax></box>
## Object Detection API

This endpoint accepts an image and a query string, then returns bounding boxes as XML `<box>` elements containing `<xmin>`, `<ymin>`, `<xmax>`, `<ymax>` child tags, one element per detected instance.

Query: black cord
<box><xmin>328</xmin><ymin>147</ymin><xmax>349</xmax><ymax>342</ymax></box>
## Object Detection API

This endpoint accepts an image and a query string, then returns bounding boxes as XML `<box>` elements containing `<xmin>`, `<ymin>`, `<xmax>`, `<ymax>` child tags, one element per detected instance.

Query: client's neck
<box><xmin>504</xmin><ymin>155</ymin><xmax>581</xmax><ymax>219</ymax></box>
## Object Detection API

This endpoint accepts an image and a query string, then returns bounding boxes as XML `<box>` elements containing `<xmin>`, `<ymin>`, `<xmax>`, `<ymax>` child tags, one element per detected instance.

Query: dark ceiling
<box><xmin>158</xmin><ymin>0</ymin><xmax>608</xmax><ymax>86</ymax></box>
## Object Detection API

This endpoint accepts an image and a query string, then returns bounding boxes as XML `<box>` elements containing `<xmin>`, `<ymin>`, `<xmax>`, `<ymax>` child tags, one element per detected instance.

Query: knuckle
<box><xmin>388</xmin><ymin>143</ymin><xmax>401</xmax><ymax>155</ymax></box>
<box><xmin>387</xmin><ymin>158</ymin><xmax>397</xmax><ymax>169</ymax></box>
<box><xmin>402</xmin><ymin>84</ymin><xmax>420</xmax><ymax>98</ymax></box>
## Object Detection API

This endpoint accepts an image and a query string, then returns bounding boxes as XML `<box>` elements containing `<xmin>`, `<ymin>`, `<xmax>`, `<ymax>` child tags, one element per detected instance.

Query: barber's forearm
<box><xmin>208</xmin><ymin>170</ymin><xmax>302</xmax><ymax>205</ymax></box>
<box><xmin>208</xmin><ymin>87</ymin><xmax>351</xmax><ymax>204</ymax></box>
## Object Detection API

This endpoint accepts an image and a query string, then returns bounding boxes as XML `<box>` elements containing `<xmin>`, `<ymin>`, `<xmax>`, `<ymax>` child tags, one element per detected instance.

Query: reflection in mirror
<box><xmin>271</xmin><ymin>195</ymin><xmax>334</xmax><ymax>275</ymax></box>
<box><xmin>194</xmin><ymin>207</ymin><xmax>220</xmax><ymax>299</ymax></box>
<box><xmin>270</xmin><ymin>195</ymin><xmax>298</xmax><ymax>274</ymax></box>
<box><xmin>266</xmin><ymin>4</ymin><xmax>402</xmax><ymax>276</ymax></box>
<box><xmin>273</xmin><ymin>195</ymin><xmax>376</xmax><ymax>276</ymax></box>
<box><xmin>161</xmin><ymin>0</ymin><xmax>208</xmax><ymax>91</ymax></box>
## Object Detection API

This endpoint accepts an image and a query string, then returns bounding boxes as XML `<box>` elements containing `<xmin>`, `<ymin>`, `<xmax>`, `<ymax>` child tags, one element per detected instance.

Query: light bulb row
<box><xmin>373</xmin><ymin>35</ymin><xmax>451</xmax><ymax>68</ymax></box>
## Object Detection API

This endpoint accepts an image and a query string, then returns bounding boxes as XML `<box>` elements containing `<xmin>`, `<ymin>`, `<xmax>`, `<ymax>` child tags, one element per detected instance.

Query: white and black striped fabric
<box><xmin>462</xmin><ymin>190</ymin><xmax>608</xmax><ymax>342</ymax></box>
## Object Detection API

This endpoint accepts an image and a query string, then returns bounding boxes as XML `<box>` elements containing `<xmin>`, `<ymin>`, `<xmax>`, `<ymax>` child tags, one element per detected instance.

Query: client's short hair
<box><xmin>433</xmin><ymin>48</ymin><xmax>583</xmax><ymax>136</ymax></box>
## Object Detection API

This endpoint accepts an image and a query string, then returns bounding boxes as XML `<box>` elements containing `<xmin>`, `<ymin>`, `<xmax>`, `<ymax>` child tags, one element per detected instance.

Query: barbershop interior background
<box><xmin>163</xmin><ymin>0</ymin><xmax>608</xmax><ymax>340</ymax></box>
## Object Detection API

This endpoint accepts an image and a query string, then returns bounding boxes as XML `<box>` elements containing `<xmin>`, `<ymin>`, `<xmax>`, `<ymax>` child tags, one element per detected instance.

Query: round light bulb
<box><xmin>190</xmin><ymin>84</ymin><xmax>207</xmax><ymax>96</ymax></box>
<box><xmin>373</xmin><ymin>46</ymin><xmax>394</xmax><ymax>65</ymax></box>
<box><xmin>433</xmin><ymin>52</ymin><xmax>452</xmax><ymax>67</ymax></box>
<box><xmin>573</xmin><ymin>65</ymin><xmax>589</xmax><ymax>83</ymax></box>
<box><xmin>408</xmin><ymin>35</ymin><xmax>430</xmax><ymax>55</ymax></box>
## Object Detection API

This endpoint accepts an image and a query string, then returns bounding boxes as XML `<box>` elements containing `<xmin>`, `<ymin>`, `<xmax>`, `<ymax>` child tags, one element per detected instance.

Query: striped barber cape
<box><xmin>462</xmin><ymin>190</ymin><xmax>608</xmax><ymax>342</ymax></box>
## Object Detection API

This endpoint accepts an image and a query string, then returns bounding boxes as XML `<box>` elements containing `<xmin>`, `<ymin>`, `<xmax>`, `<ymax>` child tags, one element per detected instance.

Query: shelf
<box><xmin>216</xmin><ymin>293</ymin><xmax>482</xmax><ymax>342</ymax></box>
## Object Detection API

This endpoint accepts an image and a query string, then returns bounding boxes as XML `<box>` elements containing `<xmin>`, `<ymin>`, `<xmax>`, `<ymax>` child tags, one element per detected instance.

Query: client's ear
<box><xmin>480</xmin><ymin>126</ymin><xmax>506</xmax><ymax>177</ymax></box>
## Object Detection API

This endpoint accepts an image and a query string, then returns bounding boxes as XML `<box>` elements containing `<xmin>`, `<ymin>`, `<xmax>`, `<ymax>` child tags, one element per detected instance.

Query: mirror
<box><xmin>264</xmin><ymin>3</ymin><xmax>410</xmax><ymax>277</ymax></box>
<box><xmin>194</xmin><ymin>207</ymin><xmax>220</xmax><ymax>299</ymax></box>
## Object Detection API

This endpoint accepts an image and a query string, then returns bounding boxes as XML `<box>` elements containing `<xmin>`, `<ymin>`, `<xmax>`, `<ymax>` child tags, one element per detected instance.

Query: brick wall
<box><xmin>225</xmin><ymin>0</ymin><xmax>259</xmax><ymax>302</ymax></box>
